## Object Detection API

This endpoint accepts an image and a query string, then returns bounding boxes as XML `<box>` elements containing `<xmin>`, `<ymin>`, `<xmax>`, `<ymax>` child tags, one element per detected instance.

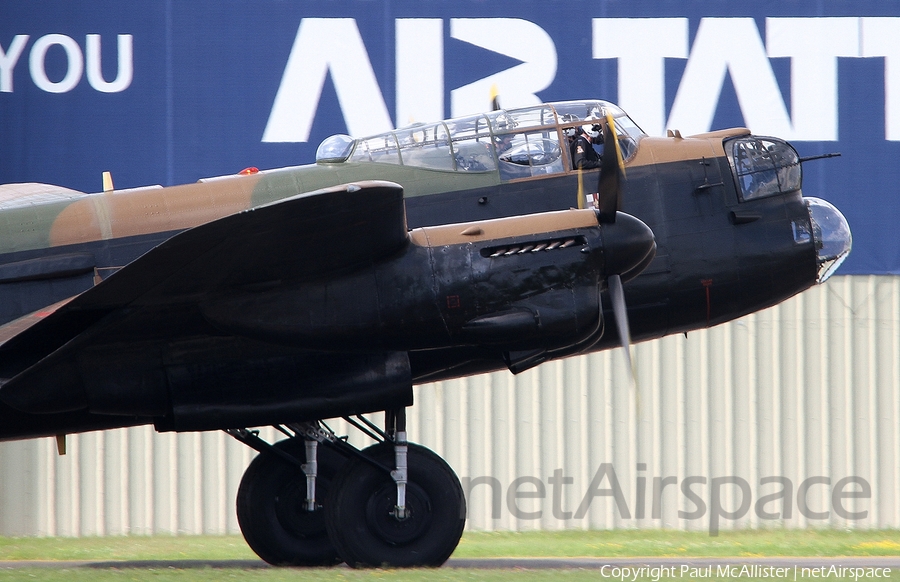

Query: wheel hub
<box><xmin>365</xmin><ymin>481</ymin><xmax>432</xmax><ymax>545</ymax></box>
<box><xmin>275</xmin><ymin>476</ymin><xmax>325</xmax><ymax>539</ymax></box>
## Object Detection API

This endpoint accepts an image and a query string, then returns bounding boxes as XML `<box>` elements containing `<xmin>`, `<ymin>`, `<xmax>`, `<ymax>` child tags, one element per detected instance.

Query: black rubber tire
<box><xmin>236</xmin><ymin>438</ymin><xmax>346</xmax><ymax>566</ymax></box>
<box><xmin>325</xmin><ymin>442</ymin><xmax>466</xmax><ymax>568</ymax></box>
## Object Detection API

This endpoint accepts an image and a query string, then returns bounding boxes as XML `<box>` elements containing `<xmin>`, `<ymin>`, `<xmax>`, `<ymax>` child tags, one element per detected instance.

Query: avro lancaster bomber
<box><xmin>0</xmin><ymin>100</ymin><xmax>851</xmax><ymax>567</ymax></box>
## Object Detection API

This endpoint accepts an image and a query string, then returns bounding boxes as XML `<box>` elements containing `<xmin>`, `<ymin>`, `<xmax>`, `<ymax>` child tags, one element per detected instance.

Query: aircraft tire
<box><xmin>236</xmin><ymin>438</ymin><xmax>345</xmax><ymax>566</ymax></box>
<box><xmin>325</xmin><ymin>442</ymin><xmax>466</xmax><ymax>568</ymax></box>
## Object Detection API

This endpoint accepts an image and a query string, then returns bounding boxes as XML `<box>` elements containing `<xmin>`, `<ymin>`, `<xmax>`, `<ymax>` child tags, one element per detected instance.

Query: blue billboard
<box><xmin>1</xmin><ymin>1</ymin><xmax>898</xmax><ymax>274</ymax></box>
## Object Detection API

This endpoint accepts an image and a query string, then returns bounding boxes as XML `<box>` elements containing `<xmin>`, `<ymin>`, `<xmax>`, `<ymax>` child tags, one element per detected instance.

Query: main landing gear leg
<box><xmin>325</xmin><ymin>408</ymin><xmax>467</xmax><ymax>568</ymax></box>
<box><xmin>228</xmin><ymin>425</ymin><xmax>345</xmax><ymax>566</ymax></box>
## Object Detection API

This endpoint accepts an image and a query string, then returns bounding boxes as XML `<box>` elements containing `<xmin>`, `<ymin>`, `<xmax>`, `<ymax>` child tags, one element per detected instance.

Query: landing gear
<box><xmin>235</xmin><ymin>435</ymin><xmax>345</xmax><ymax>566</ymax></box>
<box><xmin>326</xmin><ymin>442</ymin><xmax>466</xmax><ymax>567</ymax></box>
<box><xmin>229</xmin><ymin>409</ymin><xmax>466</xmax><ymax>568</ymax></box>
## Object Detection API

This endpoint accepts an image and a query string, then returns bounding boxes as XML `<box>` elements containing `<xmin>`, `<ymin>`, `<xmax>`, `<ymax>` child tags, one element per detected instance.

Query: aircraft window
<box><xmin>552</xmin><ymin>101</ymin><xmax>603</xmax><ymax>124</ymax></box>
<box><xmin>446</xmin><ymin>114</ymin><xmax>492</xmax><ymax>142</ymax></box>
<box><xmin>448</xmin><ymin>114</ymin><xmax>496</xmax><ymax>172</ymax></box>
<box><xmin>343</xmin><ymin>100</ymin><xmax>645</xmax><ymax>174</ymax></box>
<box><xmin>497</xmin><ymin>131</ymin><xmax>564</xmax><ymax>181</ymax></box>
<box><xmin>488</xmin><ymin>106</ymin><xmax>556</xmax><ymax>132</ymax></box>
<box><xmin>551</xmin><ymin>100</ymin><xmax>644</xmax><ymax>162</ymax></box>
<box><xmin>728</xmin><ymin>137</ymin><xmax>801</xmax><ymax>201</ymax></box>
<box><xmin>316</xmin><ymin>134</ymin><xmax>354</xmax><ymax>163</ymax></box>
<box><xmin>611</xmin><ymin>118</ymin><xmax>638</xmax><ymax>160</ymax></box>
<box><xmin>394</xmin><ymin>123</ymin><xmax>455</xmax><ymax>171</ymax></box>
<box><xmin>452</xmin><ymin>137</ymin><xmax>496</xmax><ymax>172</ymax></box>
<box><xmin>350</xmin><ymin>134</ymin><xmax>401</xmax><ymax>164</ymax></box>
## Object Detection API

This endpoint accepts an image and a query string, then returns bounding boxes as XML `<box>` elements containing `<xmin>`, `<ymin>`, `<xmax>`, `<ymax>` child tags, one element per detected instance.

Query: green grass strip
<box><xmin>0</xmin><ymin>529</ymin><xmax>897</xmax><ymax>561</ymax></box>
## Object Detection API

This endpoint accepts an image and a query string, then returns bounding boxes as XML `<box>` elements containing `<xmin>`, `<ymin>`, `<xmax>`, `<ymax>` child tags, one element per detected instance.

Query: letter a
<box><xmin>263</xmin><ymin>19</ymin><xmax>393</xmax><ymax>143</ymax></box>
<box><xmin>668</xmin><ymin>18</ymin><xmax>792</xmax><ymax>137</ymax></box>
<box><xmin>573</xmin><ymin>463</ymin><xmax>631</xmax><ymax>519</ymax></box>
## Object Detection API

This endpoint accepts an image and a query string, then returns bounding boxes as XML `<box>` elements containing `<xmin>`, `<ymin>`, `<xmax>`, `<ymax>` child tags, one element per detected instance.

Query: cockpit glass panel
<box><xmin>453</xmin><ymin>136</ymin><xmax>496</xmax><ymax>172</ymax></box>
<box><xmin>343</xmin><ymin>99</ymin><xmax>645</xmax><ymax>174</ymax></box>
<box><xmin>611</xmin><ymin>119</ymin><xmax>638</xmax><ymax>160</ymax></box>
<box><xmin>552</xmin><ymin>101</ymin><xmax>603</xmax><ymax>124</ymax></box>
<box><xmin>551</xmin><ymin>100</ymin><xmax>644</xmax><ymax>161</ymax></box>
<box><xmin>612</xmin><ymin>114</ymin><xmax>644</xmax><ymax>143</ymax></box>
<box><xmin>315</xmin><ymin>134</ymin><xmax>354</xmax><ymax>163</ymax></box>
<box><xmin>728</xmin><ymin>137</ymin><xmax>801</xmax><ymax>201</ymax></box>
<box><xmin>497</xmin><ymin>130</ymin><xmax>564</xmax><ymax>180</ymax></box>
<box><xmin>448</xmin><ymin>114</ymin><xmax>496</xmax><ymax>172</ymax></box>
<box><xmin>446</xmin><ymin>114</ymin><xmax>492</xmax><ymax>142</ymax></box>
<box><xmin>488</xmin><ymin>106</ymin><xmax>556</xmax><ymax>133</ymax></box>
<box><xmin>394</xmin><ymin>123</ymin><xmax>454</xmax><ymax>171</ymax></box>
<box><xmin>350</xmin><ymin>134</ymin><xmax>401</xmax><ymax>165</ymax></box>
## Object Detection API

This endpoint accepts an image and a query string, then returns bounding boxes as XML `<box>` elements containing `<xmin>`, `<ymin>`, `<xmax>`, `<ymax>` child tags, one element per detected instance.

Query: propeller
<box><xmin>596</xmin><ymin>112</ymin><xmax>627</xmax><ymax>223</ymax></box>
<box><xmin>599</xmin><ymin>213</ymin><xmax>652</xmax><ymax>392</ymax></box>
<box><xmin>490</xmin><ymin>84</ymin><xmax>501</xmax><ymax>112</ymax></box>
<box><xmin>608</xmin><ymin>273</ymin><xmax>636</xmax><ymax>390</ymax></box>
<box><xmin>593</xmin><ymin>112</ymin><xmax>643</xmax><ymax>389</ymax></box>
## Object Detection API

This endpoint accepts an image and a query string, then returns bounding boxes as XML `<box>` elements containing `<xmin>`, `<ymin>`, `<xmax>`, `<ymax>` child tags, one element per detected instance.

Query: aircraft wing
<box><xmin>74</xmin><ymin>179</ymin><xmax>408</xmax><ymax>308</ymax></box>
<box><xmin>0</xmin><ymin>297</ymin><xmax>77</xmax><ymax>347</ymax></box>
<box><xmin>0</xmin><ymin>181</ymin><xmax>408</xmax><ymax>378</ymax></box>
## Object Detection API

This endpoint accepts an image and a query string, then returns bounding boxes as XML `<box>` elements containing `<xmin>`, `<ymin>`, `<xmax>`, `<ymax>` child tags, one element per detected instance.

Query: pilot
<box><xmin>570</xmin><ymin>124</ymin><xmax>602</xmax><ymax>170</ymax></box>
<box><xmin>493</xmin><ymin>114</ymin><xmax>517</xmax><ymax>161</ymax></box>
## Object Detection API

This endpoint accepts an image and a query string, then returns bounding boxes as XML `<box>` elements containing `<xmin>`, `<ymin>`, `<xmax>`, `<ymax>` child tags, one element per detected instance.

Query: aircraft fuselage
<box><xmin>0</xmin><ymin>100</ymin><xmax>849</xmax><ymax>440</ymax></box>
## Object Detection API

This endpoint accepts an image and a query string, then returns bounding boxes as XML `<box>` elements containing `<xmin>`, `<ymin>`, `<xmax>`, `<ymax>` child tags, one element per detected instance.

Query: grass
<box><xmin>0</xmin><ymin>535</ymin><xmax>256</xmax><ymax>562</ymax></box>
<box><xmin>0</xmin><ymin>530</ymin><xmax>897</xmax><ymax>581</ymax></box>
<box><xmin>0</xmin><ymin>570</ymin><xmax>602</xmax><ymax>582</ymax></box>
<box><xmin>1</xmin><ymin>529</ymin><xmax>898</xmax><ymax>561</ymax></box>
<box><xmin>454</xmin><ymin>528</ymin><xmax>900</xmax><ymax>558</ymax></box>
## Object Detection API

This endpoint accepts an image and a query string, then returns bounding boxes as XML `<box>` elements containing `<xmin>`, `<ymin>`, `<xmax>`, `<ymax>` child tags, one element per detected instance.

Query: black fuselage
<box><xmin>0</xmin><ymin>136</ymin><xmax>820</xmax><ymax>440</ymax></box>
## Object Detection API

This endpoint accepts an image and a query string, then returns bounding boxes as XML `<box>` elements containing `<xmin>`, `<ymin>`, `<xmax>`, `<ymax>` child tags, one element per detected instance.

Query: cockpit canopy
<box><xmin>315</xmin><ymin>100</ymin><xmax>645</xmax><ymax>181</ymax></box>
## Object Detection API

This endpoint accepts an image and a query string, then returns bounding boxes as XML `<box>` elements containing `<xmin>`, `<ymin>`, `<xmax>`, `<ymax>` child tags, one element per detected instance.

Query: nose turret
<box><xmin>803</xmin><ymin>197</ymin><xmax>852</xmax><ymax>283</ymax></box>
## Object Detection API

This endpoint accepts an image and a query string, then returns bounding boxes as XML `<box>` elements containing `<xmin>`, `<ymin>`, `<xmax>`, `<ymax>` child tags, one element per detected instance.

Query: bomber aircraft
<box><xmin>0</xmin><ymin>100</ymin><xmax>850</xmax><ymax>567</ymax></box>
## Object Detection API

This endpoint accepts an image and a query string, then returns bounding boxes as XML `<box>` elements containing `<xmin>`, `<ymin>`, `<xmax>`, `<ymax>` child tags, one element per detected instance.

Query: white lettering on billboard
<box><xmin>449</xmin><ymin>18</ymin><xmax>557</xmax><ymax>117</ymax></box>
<box><xmin>85</xmin><ymin>34</ymin><xmax>133</xmax><ymax>93</ymax></box>
<box><xmin>396</xmin><ymin>19</ymin><xmax>444</xmax><ymax>127</ymax></box>
<box><xmin>2</xmin><ymin>34</ymin><xmax>132</xmax><ymax>94</ymax></box>
<box><xmin>262</xmin><ymin>16</ymin><xmax>900</xmax><ymax>143</ymax></box>
<box><xmin>767</xmin><ymin>18</ymin><xmax>859</xmax><ymax>141</ymax></box>
<box><xmin>861</xmin><ymin>17</ymin><xmax>900</xmax><ymax>140</ymax></box>
<box><xmin>0</xmin><ymin>35</ymin><xmax>28</xmax><ymax>93</ymax></box>
<box><xmin>29</xmin><ymin>34</ymin><xmax>84</xmax><ymax>93</ymax></box>
<box><xmin>592</xmin><ymin>18</ymin><xmax>688</xmax><ymax>137</ymax></box>
<box><xmin>263</xmin><ymin>18</ymin><xmax>393</xmax><ymax>143</ymax></box>
<box><xmin>667</xmin><ymin>18</ymin><xmax>793</xmax><ymax>138</ymax></box>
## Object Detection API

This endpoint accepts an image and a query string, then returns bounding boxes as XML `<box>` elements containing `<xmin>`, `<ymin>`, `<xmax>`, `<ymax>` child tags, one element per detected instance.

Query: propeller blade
<box><xmin>596</xmin><ymin>113</ymin><xmax>626</xmax><ymax>223</ymax></box>
<box><xmin>577</xmin><ymin>169</ymin><xmax>585</xmax><ymax>209</ymax></box>
<box><xmin>606</xmin><ymin>112</ymin><xmax>626</xmax><ymax>175</ymax></box>
<box><xmin>607</xmin><ymin>274</ymin><xmax>634</xmax><ymax>386</ymax></box>
<box><xmin>490</xmin><ymin>84</ymin><xmax>501</xmax><ymax>111</ymax></box>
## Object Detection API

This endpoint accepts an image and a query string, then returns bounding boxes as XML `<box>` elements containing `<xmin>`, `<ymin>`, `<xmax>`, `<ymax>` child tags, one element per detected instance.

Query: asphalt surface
<box><xmin>0</xmin><ymin>556</ymin><xmax>898</xmax><ymax>570</ymax></box>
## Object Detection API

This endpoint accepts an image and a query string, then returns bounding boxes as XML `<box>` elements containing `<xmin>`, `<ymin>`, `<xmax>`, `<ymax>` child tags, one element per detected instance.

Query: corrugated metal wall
<box><xmin>1</xmin><ymin>275</ymin><xmax>897</xmax><ymax>536</ymax></box>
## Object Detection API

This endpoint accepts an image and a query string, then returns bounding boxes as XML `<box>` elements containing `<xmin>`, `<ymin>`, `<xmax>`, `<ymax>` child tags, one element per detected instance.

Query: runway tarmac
<box><xmin>0</xmin><ymin>556</ymin><xmax>897</xmax><ymax>570</ymax></box>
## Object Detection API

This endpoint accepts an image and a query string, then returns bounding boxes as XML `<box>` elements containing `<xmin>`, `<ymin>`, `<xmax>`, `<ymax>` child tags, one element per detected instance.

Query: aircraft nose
<box><xmin>803</xmin><ymin>197</ymin><xmax>852</xmax><ymax>283</ymax></box>
<box><xmin>598</xmin><ymin>211</ymin><xmax>657</xmax><ymax>282</ymax></box>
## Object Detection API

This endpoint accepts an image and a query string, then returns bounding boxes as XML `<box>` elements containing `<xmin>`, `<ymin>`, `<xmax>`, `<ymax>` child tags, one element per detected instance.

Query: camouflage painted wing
<box><xmin>0</xmin><ymin>181</ymin><xmax>408</xmax><ymax>388</ymax></box>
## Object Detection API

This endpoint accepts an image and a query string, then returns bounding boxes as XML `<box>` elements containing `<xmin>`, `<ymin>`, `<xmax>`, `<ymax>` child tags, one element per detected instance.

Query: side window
<box><xmin>394</xmin><ymin>124</ymin><xmax>455</xmax><ymax>171</ymax></box>
<box><xmin>448</xmin><ymin>114</ymin><xmax>496</xmax><ymax>172</ymax></box>
<box><xmin>453</xmin><ymin>137</ymin><xmax>496</xmax><ymax>172</ymax></box>
<box><xmin>728</xmin><ymin>137</ymin><xmax>801</xmax><ymax>201</ymax></box>
<box><xmin>350</xmin><ymin>135</ymin><xmax>400</xmax><ymax>165</ymax></box>
<box><xmin>496</xmin><ymin>131</ymin><xmax>564</xmax><ymax>181</ymax></box>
